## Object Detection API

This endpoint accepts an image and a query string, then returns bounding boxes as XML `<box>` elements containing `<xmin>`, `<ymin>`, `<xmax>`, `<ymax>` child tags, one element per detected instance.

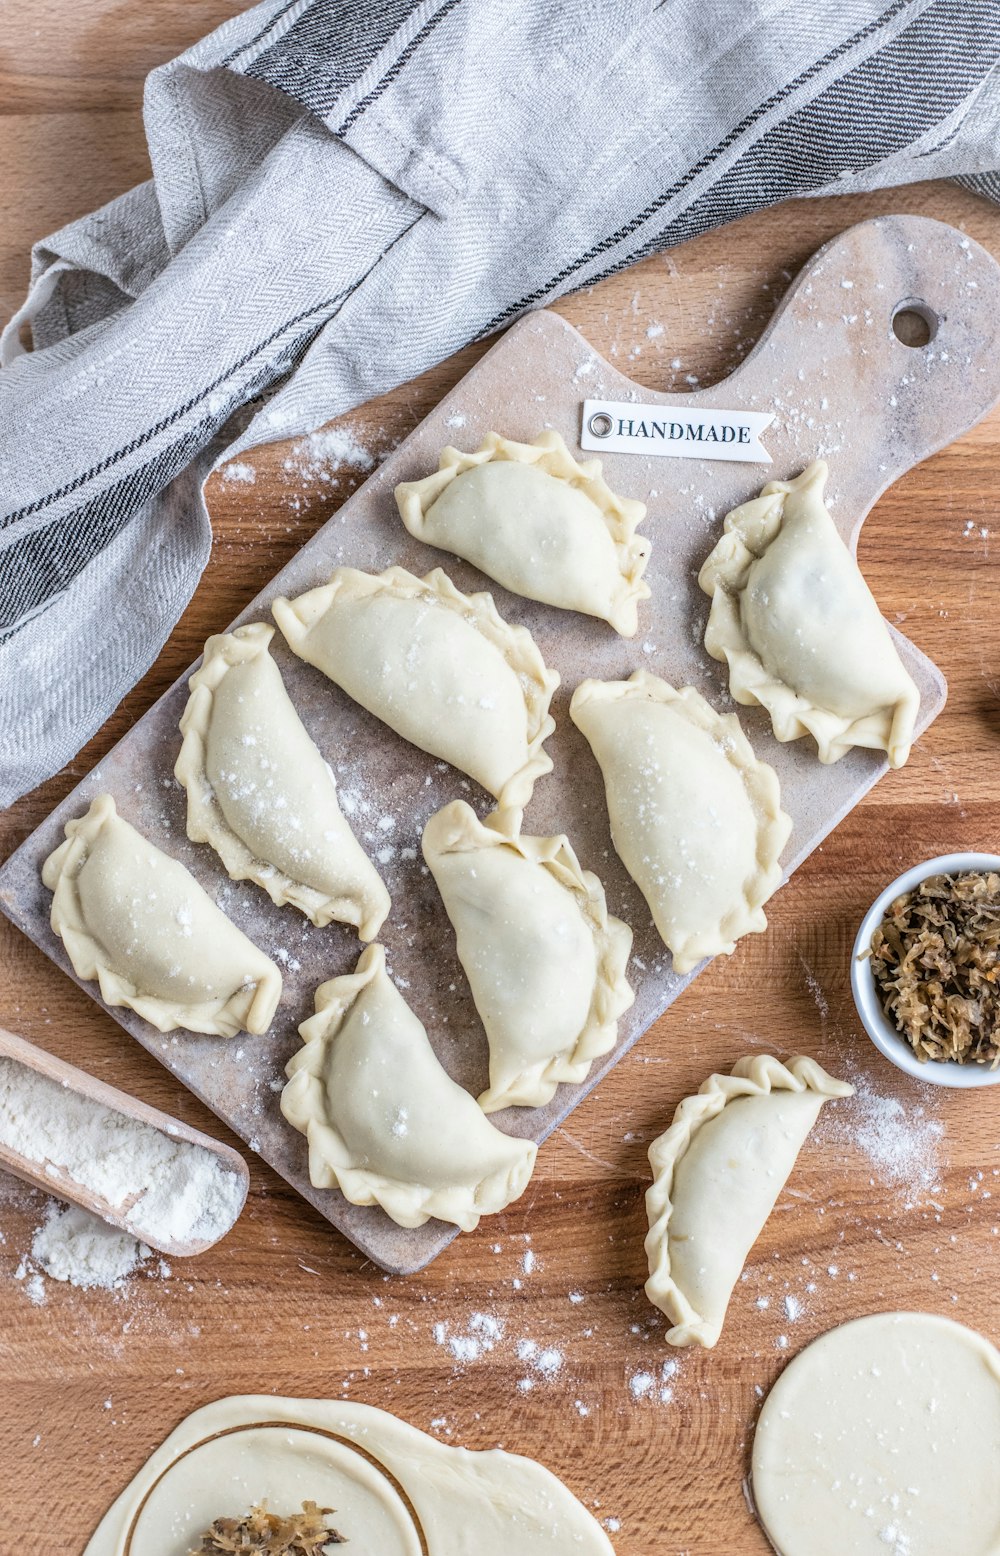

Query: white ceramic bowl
<box><xmin>851</xmin><ymin>851</ymin><xmax>1000</xmax><ymax>1089</ymax></box>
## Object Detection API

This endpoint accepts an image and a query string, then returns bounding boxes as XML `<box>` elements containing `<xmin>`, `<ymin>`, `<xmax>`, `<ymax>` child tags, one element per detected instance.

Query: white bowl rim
<box><xmin>850</xmin><ymin>851</ymin><xmax>1000</xmax><ymax>1089</ymax></box>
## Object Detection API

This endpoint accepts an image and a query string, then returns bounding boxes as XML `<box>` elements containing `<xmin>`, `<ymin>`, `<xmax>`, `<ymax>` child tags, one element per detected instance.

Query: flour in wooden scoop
<box><xmin>0</xmin><ymin>1055</ymin><xmax>245</xmax><ymax>1257</ymax></box>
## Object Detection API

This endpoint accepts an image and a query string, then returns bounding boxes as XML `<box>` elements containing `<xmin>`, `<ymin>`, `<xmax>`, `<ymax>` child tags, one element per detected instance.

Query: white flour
<box><xmin>28</xmin><ymin>1203</ymin><xmax>150</xmax><ymax>1293</ymax></box>
<box><xmin>219</xmin><ymin>460</ymin><xmax>256</xmax><ymax>485</ymax></box>
<box><xmin>629</xmin><ymin>1361</ymin><xmax>676</xmax><ymax>1404</ymax></box>
<box><xmin>822</xmin><ymin>1072</ymin><xmax>945</xmax><ymax>1192</ymax></box>
<box><xmin>0</xmin><ymin>1056</ymin><xmax>245</xmax><ymax>1260</ymax></box>
<box><xmin>283</xmin><ymin>426</ymin><xmax>376</xmax><ymax>489</ymax></box>
<box><xmin>298</xmin><ymin>426</ymin><xmax>375</xmax><ymax>469</ymax></box>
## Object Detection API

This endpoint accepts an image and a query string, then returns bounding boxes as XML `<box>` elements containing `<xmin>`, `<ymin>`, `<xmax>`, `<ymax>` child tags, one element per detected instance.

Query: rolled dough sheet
<box><xmin>752</xmin><ymin>1311</ymin><xmax>1000</xmax><ymax>1556</ymax></box>
<box><xmin>84</xmin><ymin>1394</ymin><xmax>615</xmax><ymax>1555</ymax></box>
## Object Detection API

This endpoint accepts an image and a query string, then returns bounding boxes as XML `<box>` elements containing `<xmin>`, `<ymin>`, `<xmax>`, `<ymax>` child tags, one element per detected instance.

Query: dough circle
<box><xmin>752</xmin><ymin>1311</ymin><xmax>1000</xmax><ymax>1556</ymax></box>
<box><xmin>85</xmin><ymin>1395</ymin><xmax>614</xmax><ymax>1555</ymax></box>
<box><xmin>126</xmin><ymin>1424</ymin><xmax>421</xmax><ymax>1555</ymax></box>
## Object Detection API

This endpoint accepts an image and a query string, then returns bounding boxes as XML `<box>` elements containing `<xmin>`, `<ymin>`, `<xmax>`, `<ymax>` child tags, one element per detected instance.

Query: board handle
<box><xmin>723</xmin><ymin>214</ymin><xmax>1000</xmax><ymax>545</ymax></box>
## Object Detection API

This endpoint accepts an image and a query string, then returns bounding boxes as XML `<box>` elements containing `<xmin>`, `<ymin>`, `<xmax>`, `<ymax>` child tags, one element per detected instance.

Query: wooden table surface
<box><xmin>3</xmin><ymin>6</ymin><xmax>1000</xmax><ymax>1553</ymax></box>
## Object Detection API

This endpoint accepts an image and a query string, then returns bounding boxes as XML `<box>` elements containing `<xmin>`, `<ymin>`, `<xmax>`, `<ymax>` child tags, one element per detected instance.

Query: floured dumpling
<box><xmin>394</xmin><ymin>429</ymin><xmax>650</xmax><ymax>635</ymax></box>
<box><xmin>281</xmin><ymin>944</ymin><xmax>536</xmax><ymax>1230</ymax></box>
<box><xmin>570</xmin><ymin>671</ymin><xmax>791</xmax><ymax>973</ymax></box>
<box><xmin>645</xmin><ymin>1055</ymin><xmax>853</xmax><ymax>1347</ymax></box>
<box><xmin>698</xmin><ymin>461</ymin><xmax>920</xmax><ymax>767</ymax></box>
<box><xmin>273</xmin><ymin>566</ymin><xmax>558</xmax><ymax>821</ymax></box>
<box><xmin>422</xmin><ymin>801</ymin><xmax>635</xmax><ymax>1112</ymax></box>
<box><xmin>175</xmin><ymin>623</ymin><xmax>389</xmax><ymax>938</ymax></box>
<box><xmin>41</xmin><ymin>794</ymin><xmax>281</xmax><ymax>1037</ymax></box>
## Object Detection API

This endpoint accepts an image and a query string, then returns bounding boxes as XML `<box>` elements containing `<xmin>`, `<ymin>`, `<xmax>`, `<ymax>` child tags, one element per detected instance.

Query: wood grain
<box><xmin>3</xmin><ymin>5</ymin><xmax>1000</xmax><ymax>1552</ymax></box>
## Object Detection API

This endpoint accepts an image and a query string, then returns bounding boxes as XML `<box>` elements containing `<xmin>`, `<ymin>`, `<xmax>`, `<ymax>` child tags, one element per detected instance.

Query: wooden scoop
<box><xmin>0</xmin><ymin>1027</ymin><xmax>249</xmax><ymax>1257</ymax></box>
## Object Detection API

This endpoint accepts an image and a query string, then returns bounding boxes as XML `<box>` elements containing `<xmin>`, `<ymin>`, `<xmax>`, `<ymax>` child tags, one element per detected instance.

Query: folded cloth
<box><xmin>3</xmin><ymin>0</ymin><xmax>1000</xmax><ymax>806</ymax></box>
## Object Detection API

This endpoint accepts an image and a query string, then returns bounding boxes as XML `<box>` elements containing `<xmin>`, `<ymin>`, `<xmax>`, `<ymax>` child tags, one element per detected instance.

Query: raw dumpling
<box><xmin>570</xmin><ymin>671</ymin><xmax>791</xmax><ymax>974</ymax></box>
<box><xmin>41</xmin><ymin>794</ymin><xmax>281</xmax><ymax>1037</ymax></box>
<box><xmin>273</xmin><ymin>566</ymin><xmax>559</xmax><ymax>820</ymax></box>
<box><xmin>281</xmin><ymin>943</ymin><xmax>537</xmax><ymax>1230</ymax></box>
<box><xmin>422</xmin><ymin>800</ymin><xmax>635</xmax><ymax>1112</ymax></box>
<box><xmin>394</xmin><ymin>429</ymin><xmax>650</xmax><ymax>635</ymax></box>
<box><xmin>645</xmin><ymin>1055</ymin><xmax>853</xmax><ymax>1347</ymax></box>
<box><xmin>175</xmin><ymin>623</ymin><xmax>389</xmax><ymax>938</ymax></box>
<box><xmin>698</xmin><ymin>461</ymin><xmax>920</xmax><ymax>767</ymax></box>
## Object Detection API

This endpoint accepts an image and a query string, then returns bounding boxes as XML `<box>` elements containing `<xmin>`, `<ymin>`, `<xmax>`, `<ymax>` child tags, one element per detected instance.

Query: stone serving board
<box><xmin>3</xmin><ymin>214</ymin><xmax>1000</xmax><ymax>1275</ymax></box>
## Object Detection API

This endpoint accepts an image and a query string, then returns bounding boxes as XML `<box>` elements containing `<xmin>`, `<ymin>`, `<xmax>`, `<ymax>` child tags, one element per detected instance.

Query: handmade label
<box><xmin>580</xmin><ymin>399</ymin><xmax>774</xmax><ymax>463</ymax></box>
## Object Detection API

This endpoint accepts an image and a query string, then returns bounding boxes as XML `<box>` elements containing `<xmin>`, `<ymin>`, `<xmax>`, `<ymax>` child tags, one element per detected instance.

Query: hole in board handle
<box><xmin>891</xmin><ymin>299</ymin><xmax>938</xmax><ymax>348</ymax></box>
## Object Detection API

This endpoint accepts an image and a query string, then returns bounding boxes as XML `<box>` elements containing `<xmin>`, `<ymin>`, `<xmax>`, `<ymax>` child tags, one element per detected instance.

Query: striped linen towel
<box><xmin>2</xmin><ymin>0</ymin><xmax>1000</xmax><ymax>805</ymax></box>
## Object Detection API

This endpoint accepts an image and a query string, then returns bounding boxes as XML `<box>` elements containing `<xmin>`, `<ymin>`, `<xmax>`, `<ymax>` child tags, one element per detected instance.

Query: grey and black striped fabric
<box><xmin>3</xmin><ymin>0</ymin><xmax>1000</xmax><ymax>805</ymax></box>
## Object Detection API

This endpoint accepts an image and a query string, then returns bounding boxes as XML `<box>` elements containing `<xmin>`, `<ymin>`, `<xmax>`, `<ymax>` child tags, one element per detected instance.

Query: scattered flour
<box><xmin>629</xmin><ymin>1370</ymin><xmax>655</xmax><ymax>1400</ymax></box>
<box><xmin>537</xmin><ymin>1347</ymin><xmax>563</xmax><ymax>1376</ymax></box>
<box><xmin>629</xmin><ymin>1360</ymin><xmax>677</xmax><ymax>1404</ymax></box>
<box><xmin>796</xmin><ymin>951</ymin><xmax>829</xmax><ymax>1022</ymax></box>
<box><xmin>435</xmin><ymin>1314</ymin><xmax>569</xmax><ymax>1389</ymax></box>
<box><xmin>287</xmin><ymin>426</ymin><xmax>375</xmax><ymax>483</ymax></box>
<box><xmin>434</xmin><ymin>1312</ymin><xmax>505</xmax><ymax>1364</ymax></box>
<box><xmin>827</xmin><ymin>1076</ymin><xmax>945</xmax><ymax>1190</ymax></box>
<box><xmin>30</xmin><ymin>1203</ymin><xmax>149</xmax><ymax>1291</ymax></box>
<box><xmin>220</xmin><ymin>460</ymin><xmax>256</xmax><ymax>484</ymax></box>
<box><xmin>22</xmin><ymin>1270</ymin><xmax>46</xmax><ymax>1305</ymax></box>
<box><xmin>528</xmin><ymin>1346</ymin><xmax>564</xmax><ymax>1381</ymax></box>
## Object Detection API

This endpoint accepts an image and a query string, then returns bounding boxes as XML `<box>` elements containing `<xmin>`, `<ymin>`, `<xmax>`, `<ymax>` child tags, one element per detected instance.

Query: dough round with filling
<box><xmin>752</xmin><ymin>1312</ymin><xmax>1000</xmax><ymax>1556</ymax></box>
<box><xmin>41</xmin><ymin>794</ymin><xmax>281</xmax><ymax>1037</ymax></box>
<box><xmin>395</xmin><ymin>429</ymin><xmax>650</xmax><ymax>635</ymax></box>
<box><xmin>273</xmin><ymin>565</ymin><xmax>558</xmax><ymax>823</ymax></box>
<box><xmin>699</xmin><ymin>461</ymin><xmax>920</xmax><ymax>767</ymax></box>
<box><xmin>175</xmin><ymin>622</ymin><xmax>389</xmax><ymax>938</ymax></box>
<box><xmin>84</xmin><ymin>1395</ymin><xmax>615</xmax><ymax>1556</ymax></box>
<box><xmin>127</xmin><ymin>1425</ymin><xmax>419</xmax><ymax>1555</ymax></box>
<box><xmin>645</xmin><ymin>1055</ymin><xmax>852</xmax><ymax>1348</ymax></box>
<box><xmin>281</xmin><ymin>943</ymin><xmax>536</xmax><ymax>1230</ymax></box>
<box><xmin>570</xmin><ymin>671</ymin><xmax>791</xmax><ymax>973</ymax></box>
<box><xmin>422</xmin><ymin>800</ymin><xmax>634</xmax><ymax>1112</ymax></box>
